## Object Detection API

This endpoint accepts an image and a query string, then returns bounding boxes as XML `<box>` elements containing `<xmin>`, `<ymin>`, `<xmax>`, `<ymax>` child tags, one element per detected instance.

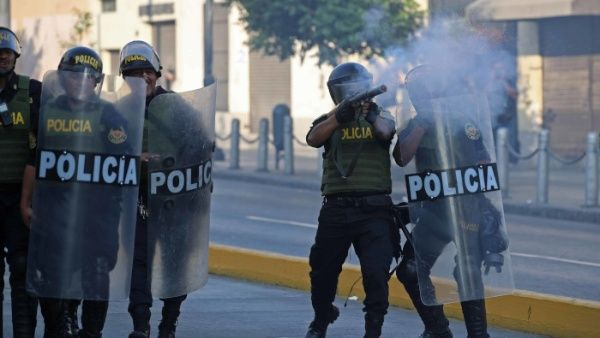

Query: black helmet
<box><xmin>119</xmin><ymin>40</ymin><xmax>162</xmax><ymax>77</ymax></box>
<box><xmin>326</xmin><ymin>62</ymin><xmax>373</xmax><ymax>104</ymax></box>
<box><xmin>0</xmin><ymin>27</ymin><xmax>21</xmax><ymax>57</ymax></box>
<box><xmin>57</xmin><ymin>46</ymin><xmax>103</xmax><ymax>83</ymax></box>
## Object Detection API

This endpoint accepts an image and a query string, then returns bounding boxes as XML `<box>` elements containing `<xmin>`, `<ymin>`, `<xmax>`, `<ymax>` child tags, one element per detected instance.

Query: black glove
<box><xmin>335</xmin><ymin>107</ymin><xmax>355</xmax><ymax>124</ymax></box>
<box><xmin>365</xmin><ymin>102</ymin><xmax>380</xmax><ymax>124</ymax></box>
<box><xmin>483</xmin><ymin>252</ymin><xmax>504</xmax><ymax>274</ymax></box>
<box><xmin>334</xmin><ymin>98</ymin><xmax>356</xmax><ymax>124</ymax></box>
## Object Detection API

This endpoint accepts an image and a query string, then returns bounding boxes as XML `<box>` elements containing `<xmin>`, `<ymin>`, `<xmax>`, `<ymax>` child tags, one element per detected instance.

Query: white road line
<box><xmin>511</xmin><ymin>252</ymin><xmax>600</xmax><ymax>268</ymax></box>
<box><xmin>247</xmin><ymin>215</ymin><xmax>600</xmax><ymax>268</ymax></box>
<box><xmin>246</xmin><ymin>215</ymin><xmax>317</xmax><ymax>229</ymax></box>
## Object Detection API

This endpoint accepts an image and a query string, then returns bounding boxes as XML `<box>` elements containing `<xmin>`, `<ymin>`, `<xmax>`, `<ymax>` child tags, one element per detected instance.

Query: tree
<box><xmin>61</xmin><ymin>8</ymin><xmax>95</xmax><ymax>48</ymax></box>
<box><xmin>229</xmin><ymin>0</ymin><xmax>424</xmax><ymax>66</ymax></box>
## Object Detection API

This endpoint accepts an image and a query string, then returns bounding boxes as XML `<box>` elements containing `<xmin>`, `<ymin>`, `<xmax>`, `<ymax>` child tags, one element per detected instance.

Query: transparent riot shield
<box><xmin>27</xmin><ymin>70</ymin><xmax>146</xmax><ymax>300</ymax></box>
<box><xmin>404</xmin><ymin>93</ymin><xmax>514</xmax><ymax>305</ymax></box>
<box><xmin>146</xmin><ymin>83</ymin><xmax>216</xmax><ymax>298</ymax></box>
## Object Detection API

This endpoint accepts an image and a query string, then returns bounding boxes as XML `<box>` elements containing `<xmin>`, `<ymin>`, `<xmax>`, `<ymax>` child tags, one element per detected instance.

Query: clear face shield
<box><xmin>119</xmin><ymin>41</ymin><xmax>161</xmax><ymax>74</ymax></box>
<box><xmin>59</xmin><ymin>69</ymin><xmax>105</xmax><ymax>102</ymax></box>
<box><xmin>330</xmin><ymin>79</ymin><xmax>371</xmax><ymax>104</ymax></box>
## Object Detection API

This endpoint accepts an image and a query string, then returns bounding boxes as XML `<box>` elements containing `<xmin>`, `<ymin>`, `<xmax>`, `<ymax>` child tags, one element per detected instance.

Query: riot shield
<box><xmin>27</xmin><ymin>70</ymin><xmax>146</xmax><ymax>300</ymax></box>
<box><xmin>404</xmin><ymin>93</ymin><xmax>514</xmax><ymax>305</ymax></box>
<box><xmin>146</xmin><ymin>83</ymin><xmax>216</xmax><ymax>298</ymax></box>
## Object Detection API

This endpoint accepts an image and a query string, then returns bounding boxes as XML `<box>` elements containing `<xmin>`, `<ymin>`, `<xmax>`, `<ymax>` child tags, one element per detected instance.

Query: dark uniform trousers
<box><xmin>0</xmin><ymin>188</ymin><xmax>38</xmax><ymax>338</ymax></box>
<box><xmin>309</xmin><ymin>196</ymin><xmax>394</xmax><ymax>324</ymax></box>
<box><xmin>129</xmin><ymin>212</ymin><xmax>186</xmax><ymax>326</ymax></box>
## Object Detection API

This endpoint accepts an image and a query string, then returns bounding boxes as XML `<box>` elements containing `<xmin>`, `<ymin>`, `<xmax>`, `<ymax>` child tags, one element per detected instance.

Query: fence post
<box><xmin>317</xmin><ymin>147</ymin><xmax>324</xmax><ymax>178</ymax></box>
<box><xmin>536</xmin><ymin>129</ymin><xmax>549</xmax><ymax>204</ymax></box>
<box><xmin>257</xmin><ymin>118</ymin><xmax>269</xmax><ymax>172</ymax></box>
<box><xmin>229</xmin><ymin>118</ymin><xmax>240</xmax><ymax>169</ymax></box>
<box><xmin>496</xmin><ymin>128</ymin><xmax>510</xmax><ymax>197</ymax></box>
<box><xmin>284</xmin><ymin>115</ymin><xmax>294</xmax><ymax>175</ymax></box>
<box><xmin>584</xmin><ymin>132</ymin><xmax>599</xmax><ymax>207</ymax></box>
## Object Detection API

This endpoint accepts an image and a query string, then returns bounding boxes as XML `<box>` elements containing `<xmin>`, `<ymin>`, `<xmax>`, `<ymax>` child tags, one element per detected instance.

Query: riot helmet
<box><xmin>327</xmin><ymin>62</ymin><xmax>373</xmax><ymax>104</ymax></box>
<box><xmin>57</xmin><ymin>46</ymin><xmax>104</xmax><ymax>101</ymax></box>
<box><xmin>0</xmin><ymin>27</ymin><xmax>21</xmax><ymax>56</ymax></box>
<box><xmin>119</xmin><ymin>40</ymin><xmax>162</xmax><ymax>77</ymax></box>
<box><xmin>0</xmin><ymin>27</ymin><xmax>21</xmax><ymax>76</ymax></box>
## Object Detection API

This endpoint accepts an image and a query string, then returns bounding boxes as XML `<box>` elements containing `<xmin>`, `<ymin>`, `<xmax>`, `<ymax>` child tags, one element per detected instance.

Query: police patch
<box><xmin>464</xmin><ymin>123</ymin><xmax>480</xmax><ymax>140</ymax></box>
<box><xmin>108</xmin><ymin>127</ymin><xmax>127</xmax><ymax>144</ymax></box>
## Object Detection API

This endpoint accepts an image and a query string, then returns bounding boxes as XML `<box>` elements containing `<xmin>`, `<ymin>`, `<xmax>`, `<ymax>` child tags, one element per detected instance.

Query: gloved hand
<box><xmin>365</xmin><ymin>102</ymin><xmax>380</xmax><ymax>124</ymax></box>
<box><xmin>334</xmin><ymin>100</ymin><xmax>355</xmax><ymax>124</ymax></box>
<box><xmin>483</xmin><ymin>252</ymin><xmax>504</xmax><ymax>274</ymax></box>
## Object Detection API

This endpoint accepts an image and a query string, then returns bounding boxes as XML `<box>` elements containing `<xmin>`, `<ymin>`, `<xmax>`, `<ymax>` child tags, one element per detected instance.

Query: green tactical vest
<box><xmin>321</xmin><ymin>117</ymin><xmax>391</xmax><ymax>195</ymax></box>
<box><xmin>41</xmin><ymin>99</ymin><xmax>104</xmax><ymax>152</ymax></box>
<box><xmin>0</xmin><ymin>76</ymin><xmax>32</xmax><ymax>184</ymax></box>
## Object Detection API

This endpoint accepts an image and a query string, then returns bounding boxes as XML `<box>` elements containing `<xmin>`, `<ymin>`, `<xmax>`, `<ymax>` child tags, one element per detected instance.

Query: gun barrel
<box><xmin>351</xmin><ymin>85</ymin><xmax>387</xmax><ymax>103</ymax></box>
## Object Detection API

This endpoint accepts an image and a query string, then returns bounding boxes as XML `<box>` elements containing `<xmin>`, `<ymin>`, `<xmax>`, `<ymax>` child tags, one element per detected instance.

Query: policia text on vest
<box><xmin>406</xmin><ymin>163</ymin><xmax>499</xmax><ymax>202</ymax></box>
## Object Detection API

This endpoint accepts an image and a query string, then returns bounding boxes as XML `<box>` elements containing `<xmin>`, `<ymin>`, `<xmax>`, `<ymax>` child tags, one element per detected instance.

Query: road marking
<box><xmin>247</xmin><ymin>216</ymin><xmax>600</xmax><ymax>268</ymax></box>
<box><xmin>246</xmin><ymin>215</ymin><xmax>317</xmax><ymax>229</ymax></box>
<box><xmin>511</xmin><ymin>252</ymin><xmax>600</xmax><ymax>268</ymax></box>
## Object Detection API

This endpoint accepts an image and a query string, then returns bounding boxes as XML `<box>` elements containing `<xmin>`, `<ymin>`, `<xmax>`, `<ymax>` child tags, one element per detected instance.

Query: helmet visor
<box><xmin>58</xmin><ymin>69</ymin><xmax>104</xmax><ymax>102</ymax></box>
<box><xmin>330</xmin><ymin>80</ymin><xmax>371</xmax><ymax>104</ymax></box>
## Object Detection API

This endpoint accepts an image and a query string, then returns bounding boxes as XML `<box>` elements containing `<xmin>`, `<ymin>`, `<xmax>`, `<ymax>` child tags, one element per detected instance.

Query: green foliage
<box><xmin>61</xmin><ymin>8</ymin><xmax>95</xmax><ymax>48</ymax></box>
<box><xmin>229</xmin><ymin>0</ymin><xmax>424</xmax><ymax>66</ymax></box>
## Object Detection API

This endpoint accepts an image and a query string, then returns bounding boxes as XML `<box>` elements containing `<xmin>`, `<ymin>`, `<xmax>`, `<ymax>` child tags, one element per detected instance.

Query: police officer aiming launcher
<box><xmin>304</xmin><ymin>62</ymin><xmax>396</xmax><ymax>338</ymax></box>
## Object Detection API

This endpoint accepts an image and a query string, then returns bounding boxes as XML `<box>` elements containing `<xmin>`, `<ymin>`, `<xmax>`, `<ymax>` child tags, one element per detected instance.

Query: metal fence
<box><xmin>216</xmin><ymin>118</ymin><xmax>600</xmax><ymax>208</ymax></box>
<box><xmin>496</xmin><ymin>128</ymin><xmax>599</xmax><ymax>207</ymax></box>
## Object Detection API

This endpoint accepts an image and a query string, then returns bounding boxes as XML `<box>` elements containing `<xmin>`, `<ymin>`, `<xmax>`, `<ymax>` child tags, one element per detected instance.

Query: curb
<box><xmin>213</xmin><ymin>169</ymin><xmax>600</xmax><ymax>223</ymax></box>
<box><xmin>208</xmin><ymin>244</ymin><xmax>600</xmax><ymax>338</ymax></box>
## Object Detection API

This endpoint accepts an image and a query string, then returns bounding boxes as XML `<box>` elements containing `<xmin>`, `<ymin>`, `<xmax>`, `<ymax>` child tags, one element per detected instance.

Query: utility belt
<box><xmin>323</xmin><ymin>193</ymin><xmax>392</xmax><ymax>209</ymax></box>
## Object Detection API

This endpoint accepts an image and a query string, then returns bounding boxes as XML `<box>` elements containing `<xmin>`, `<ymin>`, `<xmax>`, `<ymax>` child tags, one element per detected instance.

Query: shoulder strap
<box><xmin>17</xmin><ymin>75</ymin><xmax>30</xmax><ymax>90</ymax></box>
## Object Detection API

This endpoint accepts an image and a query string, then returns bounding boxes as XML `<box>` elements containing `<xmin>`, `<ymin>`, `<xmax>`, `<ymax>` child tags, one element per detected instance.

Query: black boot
<box><xmin>9</xmin><ymin>255</ymin><xmax>38</xmax><ymax>338</ymax></box>
<box><xmin>158</xmin><ymin>296</ymin><xmax>186</xmax><ymax>338</ymax></box>
<box><xmin>80</xmin><ymin>300</ymin><xmax>108</xmax><ymax>338</ymax></box>
<box><xmin>128</xmin><ymin>304</ymin><xmax>151</xmax><ymax>338</ymax></box>
<box><xmin>461</xmin><ymin>299</ymin><xmax>490</xmax><ymax>338</ymax></box>
<box><xmin>305</xmin><ymin>304</ymin><xmax>340</xmax><ymax>338</ymax></box>
<box><xmin>40</xmin><ymin>298</ymin><xmax>75</xmax><ymax>338</ymax></box>
<box><xmin>67</xmin><ymin>300</ymin><xmax>81</xmax><ymax>338</ymax></box>
<box><xmin>364</xmin><ymin>314</ymin><xmax>384</xmax><ymax>338</ymax></box>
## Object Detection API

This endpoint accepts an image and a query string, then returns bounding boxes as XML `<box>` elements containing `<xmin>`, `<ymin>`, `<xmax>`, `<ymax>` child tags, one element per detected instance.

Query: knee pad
<box><xmin>396</xmin><ymin>256</ymin><xmax>418</xmax><ymax>285</ymax></box>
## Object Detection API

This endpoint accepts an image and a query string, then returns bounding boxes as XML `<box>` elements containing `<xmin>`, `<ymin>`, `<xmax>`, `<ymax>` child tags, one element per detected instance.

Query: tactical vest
<box><xmin>41</xmin><ymin>100</ymin><xmax>104</xmax><ymax>152</ymax></box>
<box><xmin>0</xmin><ymin>76</ymin><xmax>32</xmax><ymax>184</ymax></box>
<box><xmin>415</xmin><ymin>117</ymin><xmax>487</xmax><ymax>172</ymax></box>
<box><xmin>321</xmin><ymin>118</ymin><xmax>391</xmax><ymax>195</ymax></box>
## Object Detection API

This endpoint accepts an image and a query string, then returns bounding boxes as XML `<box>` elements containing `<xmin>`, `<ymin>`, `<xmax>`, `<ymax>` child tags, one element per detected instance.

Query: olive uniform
<box><xmin>0</xmin><ymin>72</ymin><xmax>41</xmax><ymax>338</ymax></box>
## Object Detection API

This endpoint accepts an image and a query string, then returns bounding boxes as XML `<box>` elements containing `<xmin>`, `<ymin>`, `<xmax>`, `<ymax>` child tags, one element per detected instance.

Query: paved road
<box><xmin>211</xmin><ymin>177</ymin><xmax>600</xmax><ymax>301</ymax></box>
<box><xmin>3</xmin><ymin>275</ymin><xmax>550</xmax><ymax>338</ymax></box>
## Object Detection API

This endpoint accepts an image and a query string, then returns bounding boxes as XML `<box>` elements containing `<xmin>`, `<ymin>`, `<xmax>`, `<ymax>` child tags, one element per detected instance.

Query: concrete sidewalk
<box><xmin>213</xmin><ymin>145</ymin><xmax>600</xmax><ymax>223</ymax></box>
<box><xmin>2</xmin><ymin>274</ymin><xmax>549</xmax><ymax>338</ymax></box>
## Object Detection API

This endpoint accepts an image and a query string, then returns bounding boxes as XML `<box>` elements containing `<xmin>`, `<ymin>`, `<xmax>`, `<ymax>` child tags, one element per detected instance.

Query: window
<box><xmin>101</xmin><ymin>0</ymin><xmax>116</xmax><ymax>13</ymax></box>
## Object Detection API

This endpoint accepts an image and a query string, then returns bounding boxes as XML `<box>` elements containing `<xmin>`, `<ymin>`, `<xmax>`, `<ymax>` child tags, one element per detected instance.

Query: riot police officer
<box><xmin>393</xmin><ymin>64</ymin><xmax>510</xmax><ymax>338</ymax></box>
<box><xmin>119</xmin><ymin>40</ymin><xmax>187</xmax><ymax>338</ymax></box>
<box><xmin>0</xmin><ymin>26</ymin><xmax>40</xmax><ymax>338</ymax></box>
<box><xmin>305</xmin><ymin>62</ymin><xmax>396</xmax><ymax>338</ymax></box>
<box><xmin>22</xmin><ymin>46</ymin><xmax>129</xmax><ymax>338</ymax></box>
